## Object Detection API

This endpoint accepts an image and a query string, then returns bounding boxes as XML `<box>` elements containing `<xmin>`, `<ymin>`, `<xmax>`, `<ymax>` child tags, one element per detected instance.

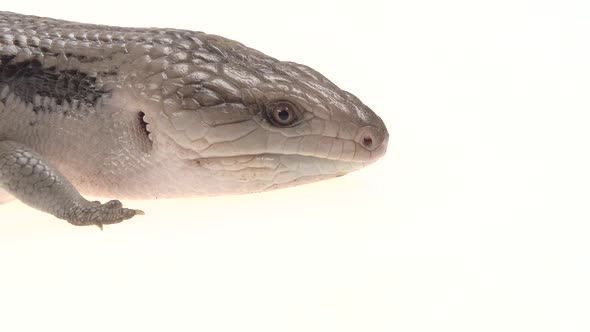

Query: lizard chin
<box><xmin>188</xmin><ymin>153</ymin><xmax>368</xmax><ymax>192</ymax></box>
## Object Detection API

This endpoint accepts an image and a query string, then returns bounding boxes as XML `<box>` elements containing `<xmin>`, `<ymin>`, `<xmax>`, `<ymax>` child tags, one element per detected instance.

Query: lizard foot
<box><xmin>65</xmin><ymin>200</ymin><xmax>144</xmax><ymax>229</ymax></box>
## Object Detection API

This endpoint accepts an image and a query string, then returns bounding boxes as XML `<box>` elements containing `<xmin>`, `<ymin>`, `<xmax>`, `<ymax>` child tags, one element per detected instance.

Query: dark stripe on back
<box><xmin>0</xmin><ymin>55</ymin><xmax>109</xmax><ymax>112</ymax></box>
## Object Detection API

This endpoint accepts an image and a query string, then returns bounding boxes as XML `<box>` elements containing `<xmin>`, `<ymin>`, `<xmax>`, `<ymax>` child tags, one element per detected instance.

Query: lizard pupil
<box><xmin>278</xmin><ymin>109</ymin><xmax>290</xmax><ymax>121</ymax></box>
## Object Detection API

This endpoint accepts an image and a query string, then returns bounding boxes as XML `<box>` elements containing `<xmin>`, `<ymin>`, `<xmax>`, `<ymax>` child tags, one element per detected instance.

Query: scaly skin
<box><xmin>0</xmin><ymin>11</ymin><xmax>388</xmax><ymax>227</ymax></box>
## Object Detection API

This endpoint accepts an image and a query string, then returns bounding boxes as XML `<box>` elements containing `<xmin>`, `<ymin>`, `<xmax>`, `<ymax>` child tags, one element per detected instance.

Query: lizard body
<box><xmin>0</xmin><ymin>12</ymin><xmax>388</xmax><ymax>227</ymax></box>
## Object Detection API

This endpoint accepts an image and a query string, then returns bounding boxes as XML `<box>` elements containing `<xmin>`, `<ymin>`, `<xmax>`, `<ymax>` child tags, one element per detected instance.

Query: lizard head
<box><xmin>135</xmin><ymin>32</ymin><xmax>388</xmax><ymax>194</ymax></box>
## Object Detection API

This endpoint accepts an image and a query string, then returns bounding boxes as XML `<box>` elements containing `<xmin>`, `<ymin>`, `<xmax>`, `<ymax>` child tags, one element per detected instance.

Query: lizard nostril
<box><xmin>362</xmin><ymin>135</ymin><xmax>374</xmax><ymax>149</ymax></box>
<box><xmin>356</xmin><ymin>126</ymin><xmax>384</xmax><ymax>152</ymax></box>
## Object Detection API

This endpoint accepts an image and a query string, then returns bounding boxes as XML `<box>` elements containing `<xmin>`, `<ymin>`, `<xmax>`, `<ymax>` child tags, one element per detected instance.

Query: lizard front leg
<box><xmin>0</xmin><ymin>140</ymin><xmax>143</xmax><ymax>228</ymax></box>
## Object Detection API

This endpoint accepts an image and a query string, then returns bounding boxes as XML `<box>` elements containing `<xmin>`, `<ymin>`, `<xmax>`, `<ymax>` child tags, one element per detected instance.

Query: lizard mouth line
<box><xmin>187</xmin><ymin>137</ymin><xmax>386</xmax><ymax>165</ymax></box>
<box><xmin>190</xmin><ymin>153</ymin><xmax>370</xmax><ymax>177</ymax></box>
<box><xmin>191</xmin><ymin>153</ymin><xmax>373</xmax><ymax>168</ymax></box>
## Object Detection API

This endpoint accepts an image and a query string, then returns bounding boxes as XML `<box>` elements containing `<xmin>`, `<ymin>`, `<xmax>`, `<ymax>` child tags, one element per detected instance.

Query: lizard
<box><xmin>0</xmin><ymin>11</ymin><xmax>389</xmax><ymax>228</ymax></box>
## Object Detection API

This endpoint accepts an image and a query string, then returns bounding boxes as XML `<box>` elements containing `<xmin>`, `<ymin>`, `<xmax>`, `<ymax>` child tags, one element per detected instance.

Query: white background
<box><xmin>1</xmin><ymin>1</ymin><xmax>589</xmax><ymax>331</ymax></box>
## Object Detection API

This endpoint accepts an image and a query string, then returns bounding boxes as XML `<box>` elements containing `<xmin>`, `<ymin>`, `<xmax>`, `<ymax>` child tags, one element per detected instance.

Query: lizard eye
<box><xmin>267</xmin><ymin>101</ymin><xmax>299</xmax><ymax>127</ymax></box>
